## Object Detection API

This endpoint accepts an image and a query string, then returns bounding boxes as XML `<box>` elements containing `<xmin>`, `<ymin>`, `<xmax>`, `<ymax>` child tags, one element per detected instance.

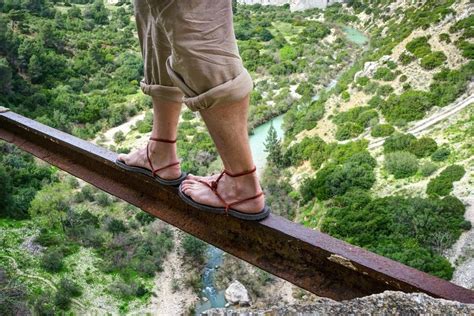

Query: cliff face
<box><xmin>237</xmin><ymin>0</ymin><xmax>344</xmax><ymax>11</ymax></box>
<box><xmin>203</xmin><ymin>291</ymin><xmax>474</xmax><ymax>315</ymax></box>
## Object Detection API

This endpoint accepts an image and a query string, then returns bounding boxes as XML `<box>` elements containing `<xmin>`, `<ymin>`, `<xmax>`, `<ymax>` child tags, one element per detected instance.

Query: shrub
<box><xmin>439</xmin><ymin>33</ymin><xmax>451</xmax><ymax>43</ymax></box>
<box><xmin>383</xmin><ymin>133</ymin><xmax>416</xmax><ymax>153</ymax></box>
<box><xmin>384</xmin><ymin>151</ymin><xmax>419</xmax><ymax>179</ymax></box>
<box><xmin>408</xmin><ymin>137</ymin><xmax>438</xmax><ymax>158</ymax></box>
<box><xmin>113</xmin><ymin>131</ymin><xmax>125</xmax><ymax>143</ymax></box>
<box><xmin>373</xmin><ymin>67</ymin><xmax>396</xmax><ymax>81</ymax></box>
<box><xmin>41</xmin><ymin>248</ymin><xmax>64</xmax><ymax>273</ymax></box>
<box><xmin>106</xmin><ymin>218</ymin><xmax>127</xmax><ymax>235</ymax></box>
<box><xmin>381</xmin><ymin>90</ymin><xmax>432</xmax><ymax>124</ymax></box>
<box><xmin>420</xmin><ymin>51</ymin><xmax>447</xmax><ymax>70</ymax></box>
<box><xmin>182</xmin><ymin>235</ymin><xmax>207</xmax><ymax>262</ymax></box>
<box><xmin>371</xmin><ymin>124</ymin><xmax>394</xmax><ymax>137</ymax></box>
<box><xmin>431</xmin><ymin>147</ymin><xmax>450</xmax><ymax>161</ymax></box>
<box><xmin>419</xmin><ymin>162</ymin><xmax>437</xmax><ymax>177</ymax></box>
<box><xmin>335</xmin><ymin>122</ymin><xmax>364</xmax><ymax>141</ymax></box>
<box><xmin>399</xmin><ymin>52</ymin><xmax>416</xmax><ymax>65</ymax></box>
<box><xmin>59</xmin><ymin>278</ymin><xmax>82</xmax><ymax>297</ymax></box>
<box><xmin>440</xmin><ymin>196</ymin><xmax>465</xmax><ymax>216</ymax></box>
<box><xmin>406</xmin><ymin>36</ymin><xmax>431</xmax><ymax>58</ymax></box>
<box><xmin>426</xmin><ymin>165</ymin><xmax>466</xmax><ymax>196</ymax></box>
<box><xmin>356</xmin><ymin>110</ymin><xmax>379</xmax><ymax>127</ymax></box>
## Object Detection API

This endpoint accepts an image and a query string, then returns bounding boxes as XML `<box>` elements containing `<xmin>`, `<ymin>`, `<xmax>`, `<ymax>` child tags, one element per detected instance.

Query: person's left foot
<box><xmin>117</xmin><ymin>140</ymin><xmax>181</xmax><ymax>180</ymax></box>
<box><xmin>181</xmin><ymin>170</ymin><xmax>265</xmax><ymax>214</ymax></box>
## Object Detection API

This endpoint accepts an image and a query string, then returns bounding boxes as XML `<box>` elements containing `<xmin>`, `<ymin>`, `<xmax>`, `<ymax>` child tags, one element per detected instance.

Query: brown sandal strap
<box><xmin>224</xmin><ymin>166</ymin><xmax>257</xmax><ymax>177</ymax></box>
<box><xmin>198</xmin><ymin>177</ymin><xmax>265</xmax><ymax>215</ymax></box>
<box><xmin>149</xmin><ymin>137</ymin><xmax>177</xmax><ymax>143</ymax></box>
<box><xmin>146</xmin><ymin>142</ymin><xmax>180</xmax><ymax>177</ymax></box>
<box><xmin>152</xmin><ymin>161</ymin><xmax>180</xmax><ymax>176</ymax></box>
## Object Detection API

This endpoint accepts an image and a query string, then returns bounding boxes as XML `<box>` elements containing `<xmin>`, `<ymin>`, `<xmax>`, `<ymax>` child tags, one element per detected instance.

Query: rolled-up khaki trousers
<box><xmin>134</xmin><ymin>0</ymin><xmax>253</xmax><ymax>111</ymax></box>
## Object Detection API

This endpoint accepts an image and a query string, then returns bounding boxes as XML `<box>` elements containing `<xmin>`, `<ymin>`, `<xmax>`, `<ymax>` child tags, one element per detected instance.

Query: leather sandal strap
<box><xmin>197</xmin><ymin>179</ymin><xmax>229</xmax><ymax>211</ymax></box>
<box><xmin>228</xmin><ymin>192</ymin><xmax>265</xmax><ymax>209</ymax></box>
<box><xmin>152</xmin><ymin>161</ymin><xmax>180</xmax><ymax>176</ymax></box>
<box><xmin>224</xmin><ymin>166</ymin><xmax>257</xmax><ymax>177</ymax></box>
<box><xmin>149</xmin><ymin>137</ymin><xmax>177</xmax><ymax>143</ymax></box>
<box><xmin>146</xmin><ymin>142</ymin><xmax>180</xmax><ymax>177</ymax></box>
<box><xmin>197</xmin><ymin>178</ymin><xmax>264</xmax><ymax>215</ymax></box>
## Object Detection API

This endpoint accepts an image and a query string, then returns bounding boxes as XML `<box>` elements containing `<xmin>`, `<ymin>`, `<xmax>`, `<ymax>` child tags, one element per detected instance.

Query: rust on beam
<box><xmin>1</xmin><ymin>110</ymin><xmax>473</xmax><ymax>304</ymax></box>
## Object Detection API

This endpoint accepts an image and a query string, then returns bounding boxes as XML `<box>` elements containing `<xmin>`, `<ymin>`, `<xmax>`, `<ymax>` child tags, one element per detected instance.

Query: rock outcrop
<box><xmin>224</xmin><ymin>280</ymin><xmax>251</xmax><ymax>306</ymax></box>
<box><xmin>204</xmin><ymin>291</ymin><xmax>474</xmax><ymax>315</ymax></box>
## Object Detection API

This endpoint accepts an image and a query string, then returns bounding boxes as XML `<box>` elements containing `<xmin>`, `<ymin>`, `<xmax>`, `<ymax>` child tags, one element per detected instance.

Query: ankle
<box><xmin>224</xmin><ymin>172</ymin><xmax>261</xmax><ymax>195</ymax></box>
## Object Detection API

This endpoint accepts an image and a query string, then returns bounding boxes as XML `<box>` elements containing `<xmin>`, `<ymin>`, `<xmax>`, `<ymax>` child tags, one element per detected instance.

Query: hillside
<box><xmin>0</xmin><ymin>0</ymin><xmax>473</xmax><ymax>314</ymax></box>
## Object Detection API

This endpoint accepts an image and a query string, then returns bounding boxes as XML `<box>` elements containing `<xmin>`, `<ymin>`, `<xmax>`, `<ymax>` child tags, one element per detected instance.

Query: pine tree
<box><xmin>264</xmin><ymin>123</ymin><xmax>282</xmax><ymax>166</ymax></box>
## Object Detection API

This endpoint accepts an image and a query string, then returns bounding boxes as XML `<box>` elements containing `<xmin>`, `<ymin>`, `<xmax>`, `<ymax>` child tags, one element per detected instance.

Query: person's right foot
<box><xmin>117</xmin><ymin>140</ymin><xmax>181</xmax><ymax>180</ymax></box>
<box><xmin>181</xmin><ymin>169</ymin><xmax>265</xmax><ymax>214</ymax></box>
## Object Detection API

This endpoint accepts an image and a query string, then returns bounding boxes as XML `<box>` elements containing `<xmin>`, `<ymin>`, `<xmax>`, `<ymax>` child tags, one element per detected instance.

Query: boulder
<box><xmin>224</xmin><ymin>280</ymin><xmax>251</xmax><ymax>306</ymax></box>
<box><xmin>354</xmin><ymin>61</ymin><xmax>379</xmax><ymax>80</ymax></box>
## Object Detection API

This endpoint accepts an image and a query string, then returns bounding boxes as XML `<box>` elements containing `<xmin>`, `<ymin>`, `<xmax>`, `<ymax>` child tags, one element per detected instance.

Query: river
<box><xmin>194</xmin><ymin>24</ymin><xmax>368</xmax><ymax>314</ymax></box>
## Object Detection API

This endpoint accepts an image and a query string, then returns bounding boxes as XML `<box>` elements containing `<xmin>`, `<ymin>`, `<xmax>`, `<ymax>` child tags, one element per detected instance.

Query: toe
<box><xmin>117</xmin><ymin>153</ymin><xmax>127</xmax><ymax>162</ymax></box>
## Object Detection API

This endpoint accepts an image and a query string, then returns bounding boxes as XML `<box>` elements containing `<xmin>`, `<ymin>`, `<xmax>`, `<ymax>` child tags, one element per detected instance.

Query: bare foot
<box><xmin>181</xmin><ymin>171</ymin><xmax>265</xmax><ymax>213</ymax></box>
<box><xmin>117</xmin><ymin>141</ymin><xmax>181</xmax><ymax>180</ymax></box>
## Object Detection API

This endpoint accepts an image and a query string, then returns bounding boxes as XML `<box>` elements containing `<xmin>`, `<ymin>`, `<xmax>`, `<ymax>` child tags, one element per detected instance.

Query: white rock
<box><xmin>354</xmin><ymin>61</ymin><xmax>379</xmax><ymax>80</ymax></box>
<box><xmin>224</xmin><ymin>280</ymin><xmax>251</xmax><ymax>306</ymax></box>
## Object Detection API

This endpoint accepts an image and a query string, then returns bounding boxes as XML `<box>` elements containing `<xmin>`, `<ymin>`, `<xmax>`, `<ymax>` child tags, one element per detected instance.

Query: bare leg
<box><xmin>181</xmin><ymin>95</ymin><xmax>265</xmax><ymax>213</ymax></box>
<box><xmin>117</xmin><ymin>97</ymin><xmax>182</xmax><ymax>179</ymax></box>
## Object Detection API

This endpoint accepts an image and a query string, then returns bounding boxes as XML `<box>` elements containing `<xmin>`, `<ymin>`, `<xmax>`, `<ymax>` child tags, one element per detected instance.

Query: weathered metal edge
<box><xmin>1</xmin><ymin>110</ymin><xmax>473</xmax><ymax>303</ymax></box>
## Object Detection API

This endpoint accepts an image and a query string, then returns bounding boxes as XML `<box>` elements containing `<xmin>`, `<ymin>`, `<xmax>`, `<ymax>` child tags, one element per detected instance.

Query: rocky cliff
<box><xmin>203</xmin><ymin>291</ymin><xmax>474</xmax><ymax>315</ymax></box>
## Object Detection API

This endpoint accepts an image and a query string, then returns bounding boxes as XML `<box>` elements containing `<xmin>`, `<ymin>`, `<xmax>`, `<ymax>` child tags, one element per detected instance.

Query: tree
<box><xmin>384</xmin><ymin>151</ymin><xmax>419</xmax><ymax>179</ymax></box>
<box><xmin>408</xmin><ymin>137</ymin><xmax>438</xmax><ymax>158</ymax></box>
<box><xmin>264</xmin><ymin>123</ymin><xmax>282</xmax><ymax>166</ymax></box>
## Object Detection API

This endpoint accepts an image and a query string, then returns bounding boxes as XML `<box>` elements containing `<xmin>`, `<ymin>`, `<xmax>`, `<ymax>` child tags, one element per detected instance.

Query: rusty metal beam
<box><xmin>1</xmin><ymin>109</ymin><xmax>473</xmax><ymax>304</ymax></box>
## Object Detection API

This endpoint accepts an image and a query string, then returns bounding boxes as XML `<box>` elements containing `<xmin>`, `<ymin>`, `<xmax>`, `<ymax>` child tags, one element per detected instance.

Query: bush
<box><xmin>371</xmin><ymin>124</ymin><xmax>394</xmax><ymax>137</ymax></box>
<box><xmin>399</xmin><ymin>52</ymin><xmax>416</xmax><ymax>65</ymax></box>
<box><xmin>431</xmin><ymin>147</ymin><xmax>450</xmax><ymax>161</ymax></box>
<box><xmin>59</xmin><ymin>278</ymin><xmax>82</xmax><ymax>297</ymax></box>
<box><xmin>384</xmin><ymin>151</ymin><xmax>419</xmax><ymax>179</ymax></box>
<box><xmin>420</xmin><ymin>51</ymin><xmax>447</xmax><ymax>70</ymax></box>
<box><xmin>408</xmin><ymin>137</ymin><xmax>438</xmax><ymax>158</ymax></box>
<box><xmin>383</xmin><ymin>133</ymin><xmax>416</xmax><ymax>153</ymax></box>
<box><xmin>419</xmin><ymin>162</ymin><xmax>437</xmax><ymax>177</ymax></box>
<box><xmin>182</xmin><ymin>235</ymin><xmax>207</xmax><ymax>262</ymax></box>
<box><xmin>381</xmin><ymin>90</ymin><xmax>432</xmax><ymax>124</ymax></box>
<box><xmin>426</xmin><ymin>165</ymin><xmax>466</xmax><ymax>197</ymax></box>
<box><xmin>373</xmin><ymin>67</ymin><xmax>396</xmax><ymax>81</ymax></box>
<box><xmin>335</xmin><ymin>122</ymin><xmax>364</xmax><ymax>141</ymax></box>
<box><xmin>113</xmin><ymin>131</ymin><xmax>125</xmax><ymax>143</ymax></box>
<box><xmin>406</xmin><ymin>36</ymin><xmax>431</xmax><ymax>58</ymax></box>
<box><xmin>41</xmin><ymin>248</ymin><xmax>64</xmax><ymax>273</ymax></box>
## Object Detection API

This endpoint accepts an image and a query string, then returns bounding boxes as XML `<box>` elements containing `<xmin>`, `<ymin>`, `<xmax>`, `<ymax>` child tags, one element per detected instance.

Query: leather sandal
<box><xmin>115</xmin><ymin>137</ymin><xmax>187</xmax><ymax>186</ymax></box>
<box><xmin>178</xmin><ymin>166</ymin><xmax>271</xmax><ymax>221</ymax></box>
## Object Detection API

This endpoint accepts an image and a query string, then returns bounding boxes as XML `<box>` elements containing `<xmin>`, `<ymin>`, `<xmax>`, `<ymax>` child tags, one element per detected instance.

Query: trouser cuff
<box><xmin>166</xmin><ymin>58</ymin><xmax>253</xmax><ymax>112</ymax></box>
<box><xmin>139</xmin><ymin>79</ymin><xmax>184</xmax><ymax>103</ymax></box>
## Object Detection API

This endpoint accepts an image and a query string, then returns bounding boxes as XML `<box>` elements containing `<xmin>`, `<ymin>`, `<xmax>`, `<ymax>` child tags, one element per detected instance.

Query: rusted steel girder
<box><xmin>1</xmin><ymin>109</ymin><xmax>473</xmax><ymax>304</ymax></box>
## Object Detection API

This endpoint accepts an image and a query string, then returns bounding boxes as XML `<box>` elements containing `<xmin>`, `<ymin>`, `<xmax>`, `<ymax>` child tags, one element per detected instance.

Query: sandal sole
<box><xmin>115</xmin><ymin>159</ymin><xmax>187</xmax><ymax>186</ymax></box>
<box><xmin>178</xmin><ymin>182</ymin><xmax>271</xmax><ymax>221</ymax></box>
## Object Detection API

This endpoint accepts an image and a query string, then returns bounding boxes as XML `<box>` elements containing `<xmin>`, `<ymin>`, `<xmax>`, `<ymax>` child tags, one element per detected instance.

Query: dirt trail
<box><xmin>0</xmin><ymin>254</ymin><xmax>87</xmax><ymax>310</ymax></box>
<box><xmin>368</xmin><ymin>94</ymin><xmax>474</xmax><ymax>149</ymax></box>
<box><xmin>130</xmin><ymin>230</ymin><xmax>197</xmax><ymax>315</ymax></box>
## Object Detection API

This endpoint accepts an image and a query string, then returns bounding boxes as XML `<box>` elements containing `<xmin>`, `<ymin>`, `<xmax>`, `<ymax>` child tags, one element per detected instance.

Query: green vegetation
<box><xmin>321</xmin><ymin>193</ymin><xmax>467</xmax><ymax>280</ymax></box>
<box><xmin>370</xmin><ymin>123</ymin><xmax>394</xmax><ymax>137</ymax></box>
<box><xmin>300</xmin><ymin>149</ymin><xmax>376</xmax><ymax>202</ymax></box>
<box><xmin>426</xmin><ymin>165</ymin><xmax>466</xmax><ymax>197</ymax></box>
<box><xmin>0</xmin><ymin>141</ymin><xmax>55</xmax><ymax>219</ymax></box>
<box><xmin>406</xmin><ymin>36</ymin><xmax>432</xmax><ymax>58</ymax></box>
<box><xmin>420</xmin><ymin>51</ymin><xmax>447</xmax><ymax>70</ymax></box>
<box><xmin>384</xmin><ymin>151</ymin><xmax>419</xmax><ymax>179</ymax></box>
